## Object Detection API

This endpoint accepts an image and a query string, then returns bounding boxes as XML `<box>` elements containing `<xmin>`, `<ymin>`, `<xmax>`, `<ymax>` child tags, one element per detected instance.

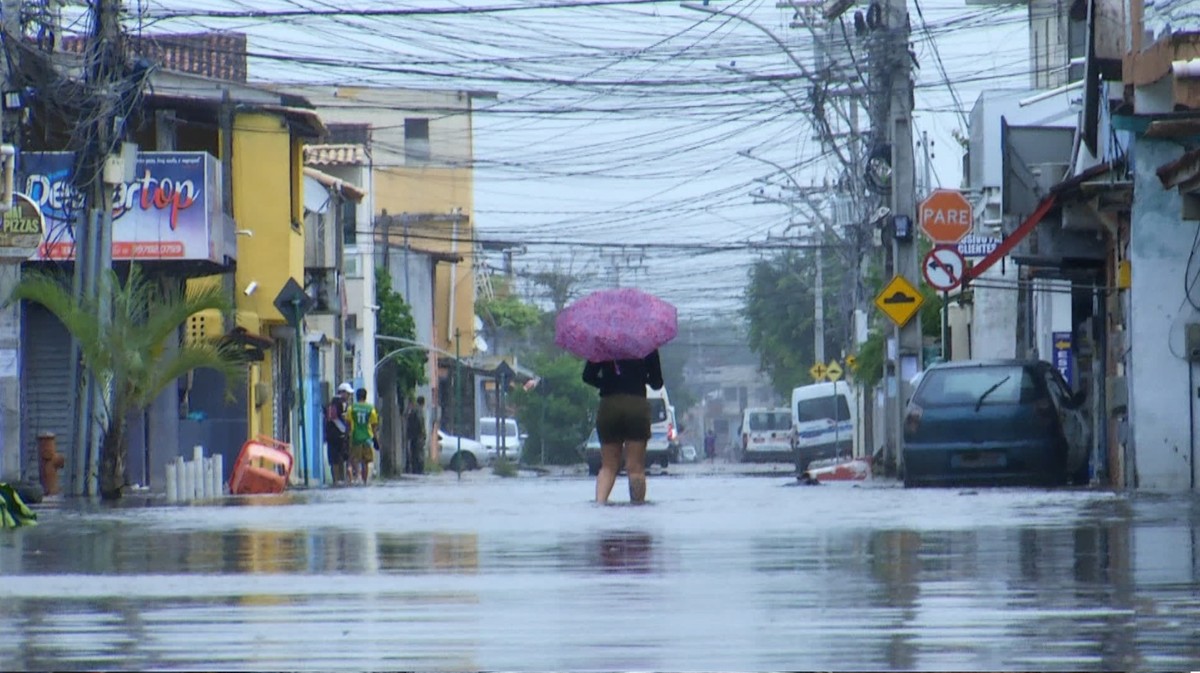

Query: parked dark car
<box><xmin>902</xmin><ymin>359</ymin><xmax>1089</xmax><ymax>488</ymax></box>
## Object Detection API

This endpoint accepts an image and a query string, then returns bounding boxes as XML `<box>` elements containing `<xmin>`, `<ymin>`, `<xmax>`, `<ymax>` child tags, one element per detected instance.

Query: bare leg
<box><xmin>596</xmin><ymin>442</ymin><xmax>623</xmax><ymax>504</ymax></box>
<box><xmin>624</xmin><ymin>439</ymin><xmax>648</xmax><ymax>503</ymax></box>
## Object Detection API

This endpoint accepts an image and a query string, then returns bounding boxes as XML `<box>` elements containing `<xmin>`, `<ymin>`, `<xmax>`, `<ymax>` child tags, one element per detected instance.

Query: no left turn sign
<box><xmin>922</xmin><ymin>247</ymin><xmax>966</xmax><ymax>291</ymax></box>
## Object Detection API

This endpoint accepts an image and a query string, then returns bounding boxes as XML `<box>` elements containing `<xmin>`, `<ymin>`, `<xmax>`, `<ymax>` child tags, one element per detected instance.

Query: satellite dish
<box><xmin>474</xmin><ymin>335</ymin><xmax>489</xmax><ymax>353</ymax></box>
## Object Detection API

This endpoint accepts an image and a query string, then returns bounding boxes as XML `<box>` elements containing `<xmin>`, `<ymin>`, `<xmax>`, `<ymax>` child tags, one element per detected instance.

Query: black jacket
<box><xmin>582</xmin><ymin>350</ymin><xmax>664</xmax><ymax>397</ymax></box>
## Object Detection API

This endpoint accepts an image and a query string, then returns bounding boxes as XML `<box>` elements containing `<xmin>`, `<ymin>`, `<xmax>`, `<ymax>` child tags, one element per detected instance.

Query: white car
<box><xmin>437</xmin><ymin>430</ymin><xmax>488</xmax><ymax>471</ymax></box>
<box><xmin>479</xmin><ymin>416</ymin><xmax>524</xmax><ymax>463</ymax></box>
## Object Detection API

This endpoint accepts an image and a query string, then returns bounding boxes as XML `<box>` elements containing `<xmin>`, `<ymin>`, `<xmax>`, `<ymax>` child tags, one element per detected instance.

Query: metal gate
<box><xmin>22</xmin><ymin>303</ymin><xmax>75</xmax><ymax>482</ymax></box>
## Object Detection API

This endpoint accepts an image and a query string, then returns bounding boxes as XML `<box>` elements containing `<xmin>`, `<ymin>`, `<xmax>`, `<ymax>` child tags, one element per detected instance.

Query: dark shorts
<box><xmin>596</xmin><ymin>394</ymin><xmax>651</xmax><ymax>444</ymax></box>
<box><xmin>326</xmin><ymin>434</ymin><xmax>348</xmax><ymax>463</ymax></box>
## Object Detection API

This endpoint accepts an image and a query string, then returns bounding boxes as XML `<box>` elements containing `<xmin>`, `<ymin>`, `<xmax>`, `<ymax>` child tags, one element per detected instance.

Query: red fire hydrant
<box><xmin>38</xmin><ymin>432</ymin><xmax>65</xmax><ymax>496</ymax></box>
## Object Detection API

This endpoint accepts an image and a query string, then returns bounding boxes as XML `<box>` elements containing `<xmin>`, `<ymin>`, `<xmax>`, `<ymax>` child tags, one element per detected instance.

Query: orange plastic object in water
<box><xmin>228</xmin><ymin>436</ymin><xmax>294</xmax><ymax>495</ymax></box>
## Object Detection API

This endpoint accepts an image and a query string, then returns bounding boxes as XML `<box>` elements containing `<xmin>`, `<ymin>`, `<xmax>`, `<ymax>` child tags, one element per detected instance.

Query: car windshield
<box><xmin>796</xmin><ymin>395</ymin><xmax>850</xmax><ymax>423</ymax></box>
<box><xmin>748</xmin><ymin>411</ymin><xmax>791</xmax><ymax>431</ymax></box>
<box><xmin>913</xmin><ymin>365</ymin><xmax>1038</xmax><ymax>407</ymax></box>
<box><xmin>648</xmin><ymin>399</ymin><xmax>669</xmax><ymax>423</ymax></box>
<box><xmin>481</xmin><ymin>418</ymin><xmax>518</xmax><ymax>436</ymax></box>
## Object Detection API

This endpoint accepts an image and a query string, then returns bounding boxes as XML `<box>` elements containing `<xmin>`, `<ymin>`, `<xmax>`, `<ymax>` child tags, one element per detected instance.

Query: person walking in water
<box><xmin>346</xmin><ymin>388</ymin><xmax>379</xmax><ymax>485</ymax></box>
<box><xmin>406</xmin><ymin>396</ymin><xmax>427</xmax><ymax>474</ymax></box>
<box><xmin>582</xmin><ymin>349</ymin><xmax>663</xmax><ymax>504</ymax></box>
<box><xmin>324</xmin><ymin>382</ymin><xmax>354</xmax><ymax>484</ymax></box>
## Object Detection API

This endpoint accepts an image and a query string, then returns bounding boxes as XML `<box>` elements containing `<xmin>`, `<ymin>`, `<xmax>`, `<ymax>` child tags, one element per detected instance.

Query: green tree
<box><xmin>8</xmin><ymin>265</ymin><xmax>244</xmax><ymax>500</ymax></box>
<box><xmin>375</xmin><ymin>267</ymin><xmax>426</xmax><ymax>394</ymax></box>
<box><xmin>476</xmin><ymin>276</ymin><xmax>541</xmax><ymax>336</ymax></box>
<box><xmin>658</xmin><ymin>343</ymin><xmax>695</xmax><ymax>421</ymax></box>
<box><xmin>509</xmin><ymin>353</ymin><xmax>596</xmax><ymax>465</ymax></box>
<box><xmin>743</xmin><ymin>250</ymin><xmax>852</xmax><ymax>397</ymax></box>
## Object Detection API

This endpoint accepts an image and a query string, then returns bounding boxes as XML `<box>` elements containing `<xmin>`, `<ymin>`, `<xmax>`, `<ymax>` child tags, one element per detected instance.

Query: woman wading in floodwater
<box><xmin>582</xmin><ymin>350</ymin><xmax>663</xmax><ymax>504</ymax></box>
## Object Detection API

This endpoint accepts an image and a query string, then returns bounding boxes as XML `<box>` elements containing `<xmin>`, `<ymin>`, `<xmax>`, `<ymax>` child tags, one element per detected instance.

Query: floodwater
<box><xmin>2</xmin><ymin>465</ymin><xmax>1200</xmax><ymax>671</ymax></box>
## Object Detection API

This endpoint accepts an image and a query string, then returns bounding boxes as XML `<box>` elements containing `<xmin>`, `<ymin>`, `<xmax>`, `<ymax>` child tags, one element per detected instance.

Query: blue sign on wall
<box><xmin>1052</xmin><ymin>331</ymin><xmax>1074</xmax><ymax>387</ymax></box>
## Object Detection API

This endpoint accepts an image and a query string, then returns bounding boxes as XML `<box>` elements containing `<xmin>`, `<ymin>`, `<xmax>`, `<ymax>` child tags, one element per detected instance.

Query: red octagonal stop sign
<box><xmin>919</xmin><ymin>189</ymin><xmax>973</xmax><ymax>244</ymax></box>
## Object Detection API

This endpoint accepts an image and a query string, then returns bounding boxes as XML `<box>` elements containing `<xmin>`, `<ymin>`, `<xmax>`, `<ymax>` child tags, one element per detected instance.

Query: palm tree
<box><xmin>8</xmin><ymin>264</ymin><xmax>244</xmax><ymax>500</ymax></box>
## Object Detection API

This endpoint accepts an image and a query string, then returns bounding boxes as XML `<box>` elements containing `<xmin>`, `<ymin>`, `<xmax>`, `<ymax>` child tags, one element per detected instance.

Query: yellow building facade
<box><xmin>188</xmin><ymin>105</ymin><xmax>322</xmax><ymax>444</ymax></box>
<box><xmin>289</xmin><ymin>86</ymin><xmax>486</xmax><ymax>357</ymax></box>
<box><xmin>373</xmin><ymin>168</ymin><xmax>475</xmax><ymax>355</ymax></box>
<box><xmin>230</xmin><ymin>112</ymin><xmax>309</xmax><ymax>438</ymax></box>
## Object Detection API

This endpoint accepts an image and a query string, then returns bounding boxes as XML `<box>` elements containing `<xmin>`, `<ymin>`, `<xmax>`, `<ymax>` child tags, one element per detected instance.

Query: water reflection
<box><xmin>594</xmin><ymin>530</ymin><xmax>656</xmax><ymax>573</ymax></box>
<box><xmin>2</xmin><ymin>479</ymin><xmax>1200</xmax><ymax>671</ymax></box>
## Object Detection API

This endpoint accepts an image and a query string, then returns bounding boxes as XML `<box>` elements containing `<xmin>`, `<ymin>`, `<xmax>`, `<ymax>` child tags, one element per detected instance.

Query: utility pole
<box><xmin>885</xmin><ymin>0</ymin><xmax>921</xmax><ymax>475</ymax></box>
<box><xmin>0</xmin><ymin>0</ymin><xmax>21</xmax><ymax>486</ymax></box>
<box><xmin>454</xmin><ymin>328</ymin><xmax>462</xmax><ymax>477</ymax></box>
<box><xmin>69</xmin><ymin>0</ymin><xmax>127</xmax><ymax>496</ymax></box>
<box><xmin>814</xmin><ymin>239</ymin><xmax>825</xmax><ymax>364</ymax></box>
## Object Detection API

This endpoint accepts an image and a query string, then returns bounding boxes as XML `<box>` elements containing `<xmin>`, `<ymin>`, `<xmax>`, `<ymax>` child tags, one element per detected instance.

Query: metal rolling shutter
<box><xmin>22</xmin><ymin>303</ymin><xmax>75</xmax><ymax>476</ymax></box>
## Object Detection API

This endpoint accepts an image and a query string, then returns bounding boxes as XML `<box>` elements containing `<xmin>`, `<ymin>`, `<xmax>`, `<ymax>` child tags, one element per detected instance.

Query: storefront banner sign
<box><xmin>0</xmin><ymin>192</ymin><xmax>46</xmax><ymax>259</ymax></box>
<box><xmin>1052</xmin><ymin>331</ymin><xmax>1073</xmax><ymax>387</ymax></box>
<box><xmin>957</xmin><ymin>234</ymin><xmax>1001</xmax><ymax>259</ymax></box>
<box><xmin>19</xmin><ymin>152</ymin><xmax>221</xmax><ymax>262</ymax></box>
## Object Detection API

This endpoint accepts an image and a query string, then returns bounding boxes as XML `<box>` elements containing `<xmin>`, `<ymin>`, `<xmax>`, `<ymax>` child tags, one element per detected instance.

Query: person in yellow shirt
<box><xmin>346</xmin><ymin>388</ymin><xmax>379</xmax><ymax>485</ymax></box>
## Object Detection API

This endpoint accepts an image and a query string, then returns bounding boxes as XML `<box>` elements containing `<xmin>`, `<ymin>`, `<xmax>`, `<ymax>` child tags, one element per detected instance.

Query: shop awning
<box><xmin>965</xmin><ymin>159</ymin><xmax>1122</xmax><ymax>283</ymax></box>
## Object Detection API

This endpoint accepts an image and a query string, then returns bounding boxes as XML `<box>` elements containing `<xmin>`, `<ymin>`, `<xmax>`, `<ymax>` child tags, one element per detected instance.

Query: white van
<box><xmin>479</xmin><ymin>416</ymin><xmax>523</xmax><ymax>463</ymax></box>
<box><xmin>790</xmin><ymin>381</ymin><xmax>856</xmax><ymax>470</ymax></box>
<box><xmin>739</xmin><ymin>407</ymin><xmax>793</xmax><ymax>462</ymax></box>
<box><xmin>645</xmin><ymin>384</ymin><xmax>674</xmax><ymax>468</ymax></box>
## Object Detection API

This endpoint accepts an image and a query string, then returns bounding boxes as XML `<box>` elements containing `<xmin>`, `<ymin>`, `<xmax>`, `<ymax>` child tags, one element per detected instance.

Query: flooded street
<box><xmin>3</xmin><ymin>465</ymin><xmax>1200</xmax><ymax>671</ymax></box>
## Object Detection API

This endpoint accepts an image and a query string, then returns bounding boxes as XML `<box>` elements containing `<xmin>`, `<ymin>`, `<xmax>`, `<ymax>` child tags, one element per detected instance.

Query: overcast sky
<box><xmin>121</xmin><ymin>0</ymin><xmax>1038</xmax><ymax>320</ymax></box>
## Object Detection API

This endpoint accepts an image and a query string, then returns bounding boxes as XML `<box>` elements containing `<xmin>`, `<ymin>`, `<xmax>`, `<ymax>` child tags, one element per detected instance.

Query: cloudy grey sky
<box><xmin>121</xmin><ymin>0</ymin><xmax>1038</xmax><ymax>318</ymax></box>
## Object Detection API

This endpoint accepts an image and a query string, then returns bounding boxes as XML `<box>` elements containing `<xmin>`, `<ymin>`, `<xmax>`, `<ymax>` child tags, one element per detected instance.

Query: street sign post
<box><xmin>922</xmin><ymin>246</ymin><xmax>966</xmax><ymax>292</ymax></box>
<box><xmin>272</xmin><ymin>278</ymin><xmax>316</xmax><ymax>485</ymax></box>
<box><xmin>492</xmin><ymin>360</ymin><xmax>516</xmax><ymax>459</ymax></box>
<box><xmin>825</xmin><ymin>360</ymin><xmax>843</xmax><ymax>382</ymax></box>
<box><xmin>273</xmin><ymin>278</ymin><xmax>316</xmax><ymax>328</ymax></box>
<box><xmin>874</xmin><ymin>274</ymin><xmax>924</xmax><ymax>328</ymax></box>
<box><xmin>919</xmin><ymin>189</ymin><xmax>973</xmax><ymax>244</ymax></box>
<box><xmin>809</xmin><ymin>362</ymin><xmax>827</xmax><ymax>382</ymax></box>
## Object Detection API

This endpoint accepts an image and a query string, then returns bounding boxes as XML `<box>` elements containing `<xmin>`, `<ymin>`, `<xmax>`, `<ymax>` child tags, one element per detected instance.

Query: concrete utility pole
<box><xmin>885</xmin><ymin>0</ymin><xmax>921</xmax><ymax>474</ymax></box>
<box><xmin>71</xmin><ymin>0</ymin><xmax>127</xmax><ymax>496</ymax></box>
<box><xmin>0</xmin><ymin>0</ymin><xmax>21</xmax><ymax>486</ymax></box>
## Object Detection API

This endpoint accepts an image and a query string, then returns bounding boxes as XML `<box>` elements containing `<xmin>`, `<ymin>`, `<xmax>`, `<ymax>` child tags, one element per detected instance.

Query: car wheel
<box><xmin>659</xmin><ymin>456</ymin><xmax>669</xmax><ymax>469</ymax></box>
<box><xmin>462</xmin><ymin>452</ymin><xmax>478</xmax><ymax>471</ymax></box>
<box><xmin>449</xmin><ymin>453</ymin><xmax>464</xmax><ymax>471</ymax></box>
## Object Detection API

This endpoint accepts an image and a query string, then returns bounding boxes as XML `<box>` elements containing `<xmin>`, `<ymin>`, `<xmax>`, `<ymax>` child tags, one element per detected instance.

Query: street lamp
<box><xmin>740</xmin><ymin>150</ymin><xmax>828</xmax><ymax>365</ymax></box>
<box><xmin>375</xmin><ymin>334</ymin><xmax>472</xmax><ymax>478</ymax></box>
<box><xmin>684</xmin><ymin>1</ymin><xmax>854</xmax><ymax>170</ymax></box>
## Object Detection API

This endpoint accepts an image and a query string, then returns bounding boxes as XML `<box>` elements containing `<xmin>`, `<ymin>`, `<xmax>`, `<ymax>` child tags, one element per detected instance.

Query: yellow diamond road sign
<box><xmin>845</xmin><ymin>354</ymin><xmax>858</xmax><ymax>371</ymax></box>
<box><xmin>825</xmin><ymin>360</ymin><xmax>843</xmax><ymax>382</ymax></box>
<box><xmin>825</xmin><ymin>359</ymin><xmax>844</xmax><ymax>381</ymax></box>
<box><xmin>809</xmin><ymin>362</ymin><xmax>827</xmax><ymax>381</ymax></box>
<box><xmin>874</xmin><ymin>274</ymin><xmax>925</xmax><ymax>327</ymax></box>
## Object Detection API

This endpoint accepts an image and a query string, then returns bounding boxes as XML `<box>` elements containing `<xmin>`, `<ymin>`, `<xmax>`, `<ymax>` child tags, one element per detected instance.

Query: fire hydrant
<box><xmin>38</xmin><ymin>432</ymin><xmax>65</xmax><ymax>496</ymax></box>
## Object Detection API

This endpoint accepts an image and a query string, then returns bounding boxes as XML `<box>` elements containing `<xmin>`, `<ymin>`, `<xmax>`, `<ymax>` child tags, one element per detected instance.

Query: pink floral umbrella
<box><xmin>554</xmin><ymin>287</ymin><xmax>678</xmax><ymax>362</ymax></box>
